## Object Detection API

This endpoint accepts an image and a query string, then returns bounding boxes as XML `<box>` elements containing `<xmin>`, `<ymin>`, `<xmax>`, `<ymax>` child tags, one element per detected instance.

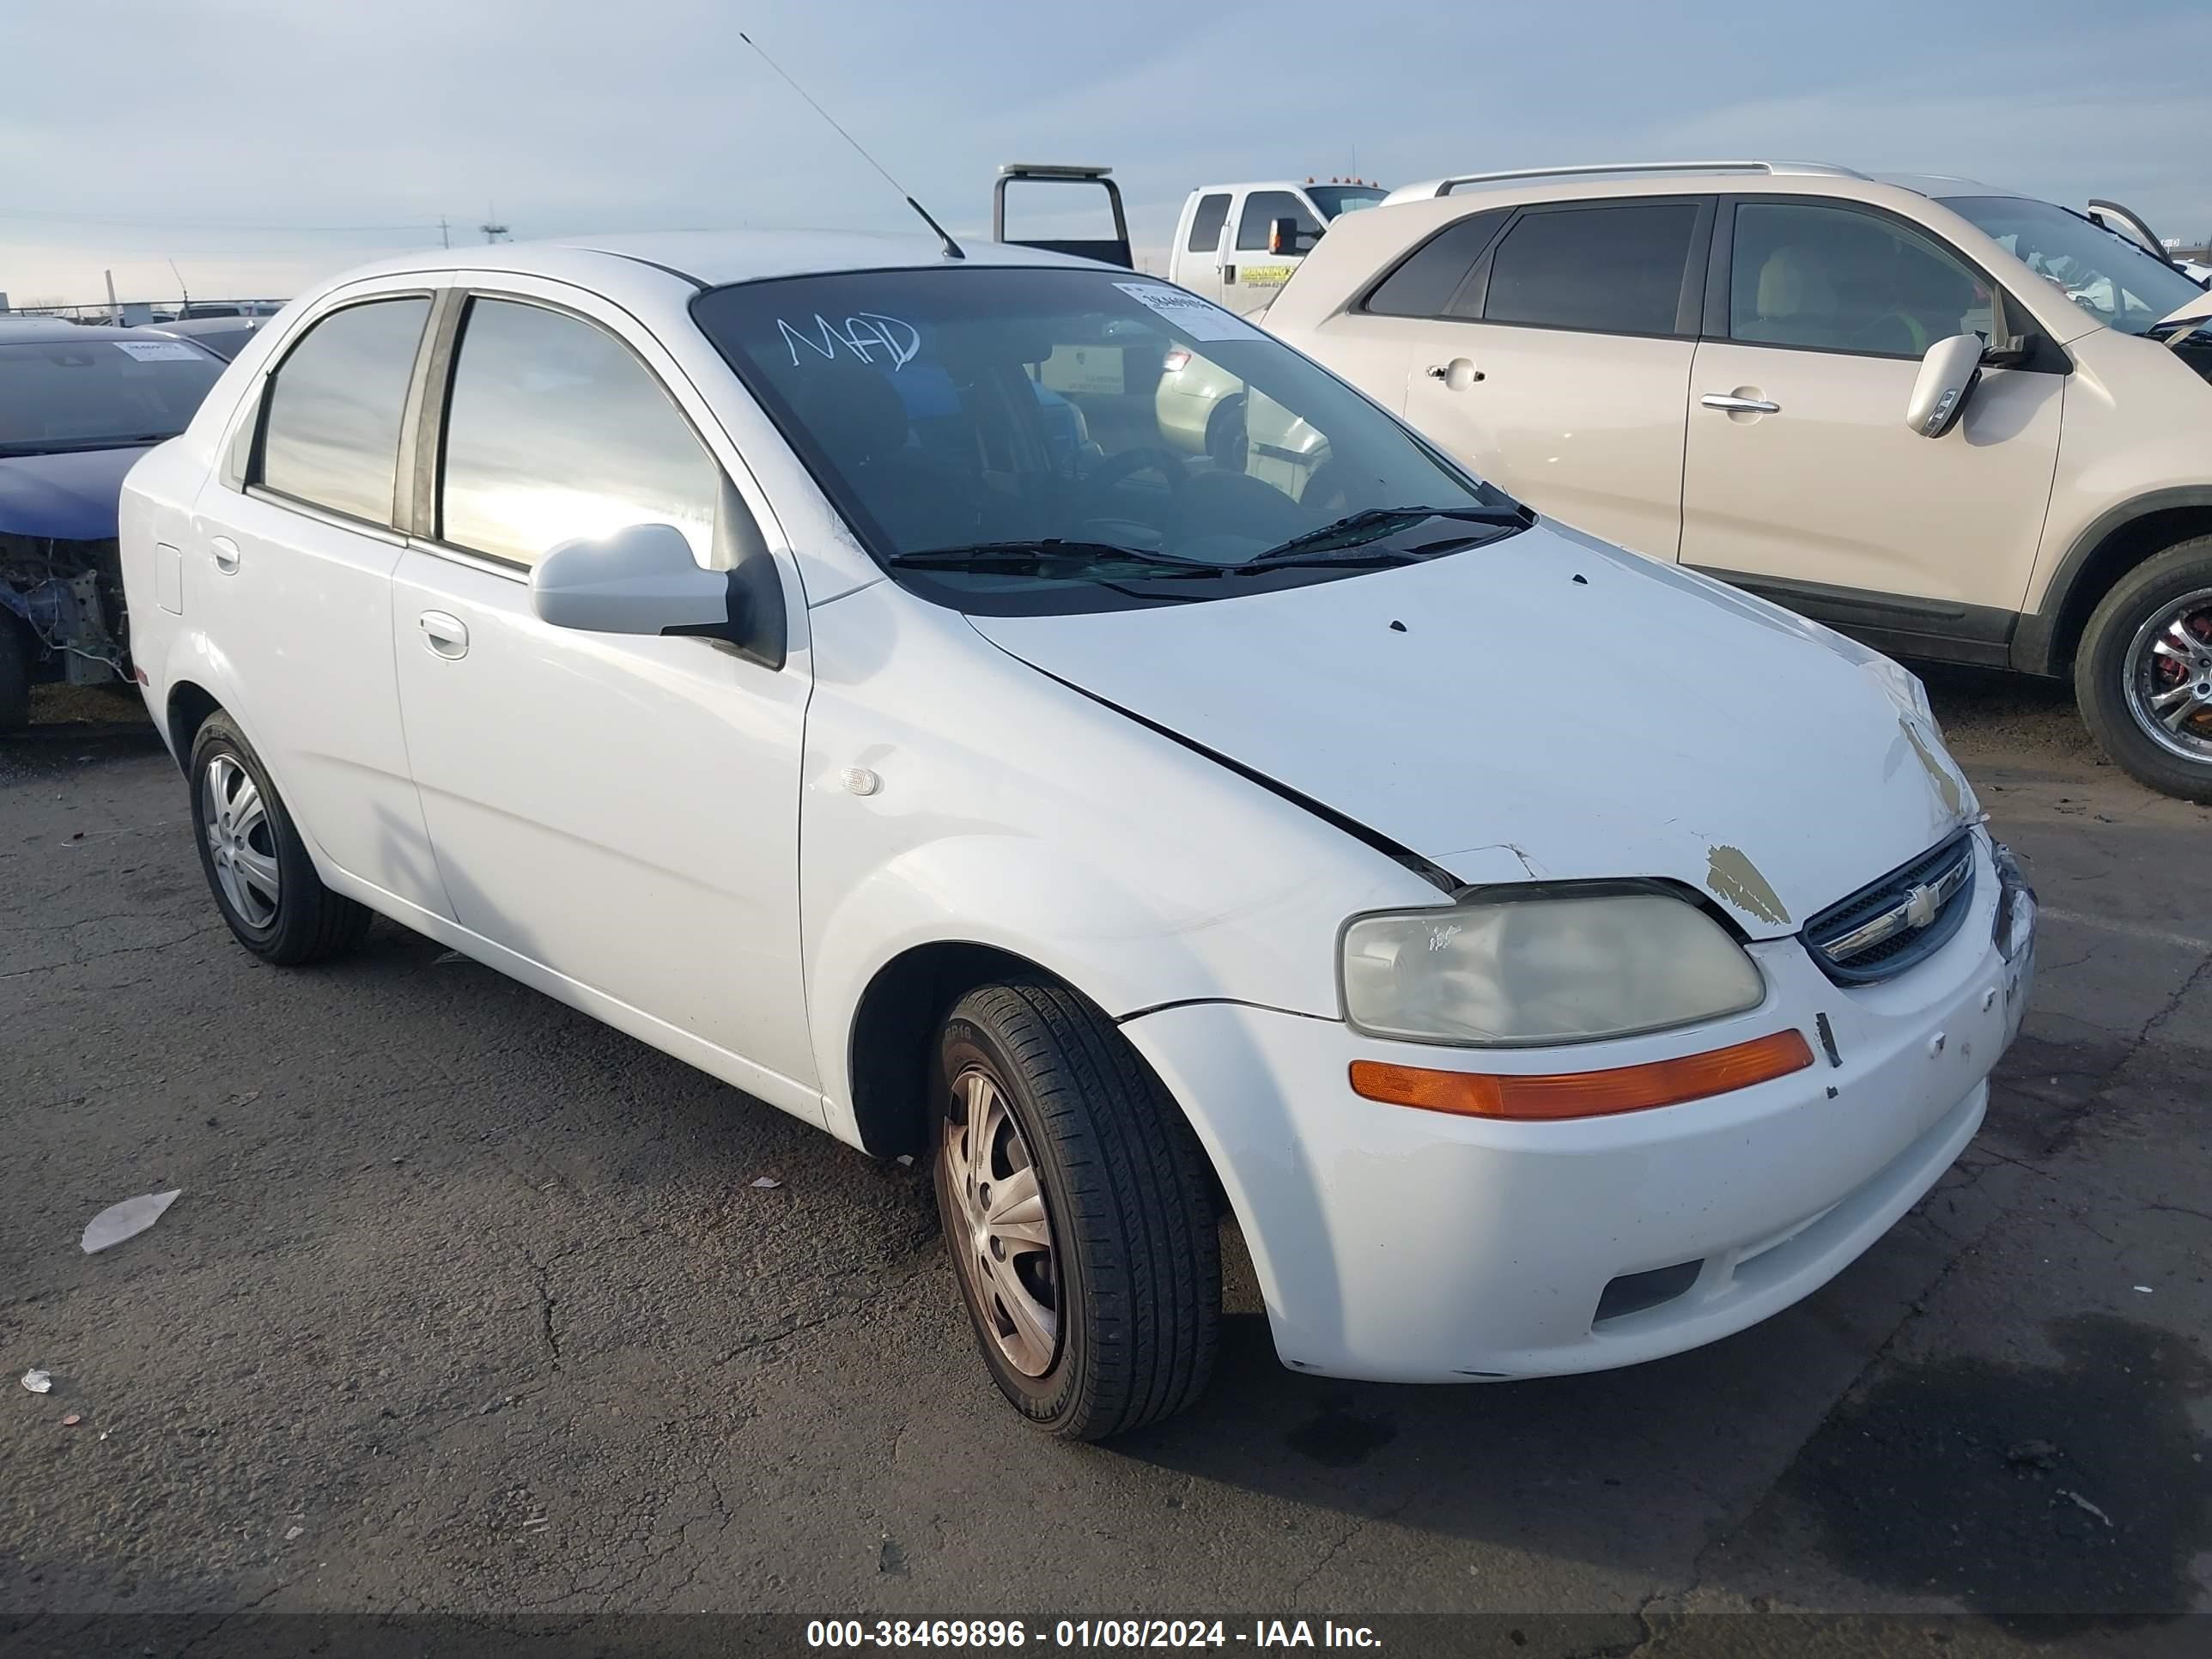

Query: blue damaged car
<box><xmin>1</xmin><ymin>318</ymin><xmax>226</xmax><ymax>728</ymax></box>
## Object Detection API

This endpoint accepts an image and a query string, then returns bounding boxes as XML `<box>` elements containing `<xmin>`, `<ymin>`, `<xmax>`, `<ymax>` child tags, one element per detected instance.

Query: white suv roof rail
<box><xmin>1388</xmin><ymin>160</ymin><xmax>1869</xmax><ymax>203</ymax></box>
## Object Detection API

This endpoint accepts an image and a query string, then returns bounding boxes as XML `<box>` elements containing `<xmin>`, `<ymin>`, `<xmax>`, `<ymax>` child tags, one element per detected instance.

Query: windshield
<box><xmin>692</xmin><ymin>266</ymin><xmax>1521</xmax><ymax>615</ymax></box>
<box><xmin>1308</xmin><ymin>185</ymin><xmax>1387</xmax><ymax>219</ymax></box>
<box><xmin>1944</xmin><ymin>195</ymin><xmax>2203</xmax><ymax>336</ymax></box>
<box><xmin>0</xmin><ymin>336</ymin><xmax>225</xmax><ymax>454</ymax></box>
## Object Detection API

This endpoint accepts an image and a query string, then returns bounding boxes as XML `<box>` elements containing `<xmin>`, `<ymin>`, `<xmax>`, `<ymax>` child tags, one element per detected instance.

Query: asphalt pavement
<box><xmin>2</xmin><ymin>670</ymin><xmax>2208</xmax><ymax>1657</ymax></box>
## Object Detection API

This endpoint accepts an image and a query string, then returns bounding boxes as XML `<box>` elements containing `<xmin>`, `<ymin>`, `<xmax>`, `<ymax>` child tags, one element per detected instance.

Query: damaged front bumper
<box><xmin>1</xmin><ymin>533</ymin><xmax>130</xmax><ymax>687</ymax></box>
<box><xmin>1119</xmin><ymin>832</ymin><xmax>2030</xmax><ymax>1386</ymax></box>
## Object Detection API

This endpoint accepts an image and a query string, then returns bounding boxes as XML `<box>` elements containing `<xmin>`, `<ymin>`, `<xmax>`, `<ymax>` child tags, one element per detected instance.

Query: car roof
<box><xmin>1194</xmin><ymin>181</ymin><xmax>1374</xmax><ymax>195</ymax></box>
<box><xmin>0</xmin><ymin>317</ymin><xmax>156</xmax><ymax>343</ymax></box>
<box><xmin>1380</xmin><ymin>161</ymin><xmax>2027</xmax><ymax>208</ymax></box>
<box><xmin>138</xmin><ymin>316</ymin><xmax>263</xmax><ymax>337</ymax></box>
<box><xmin>329</xmin><ymin>229</ymin><xmax>1109</xmax><ymax>292</ymax></box>
<box><xmin>1873</xmin><ymin>173</ymin><xmax>2014</xmax><ymax>200</ymax></box>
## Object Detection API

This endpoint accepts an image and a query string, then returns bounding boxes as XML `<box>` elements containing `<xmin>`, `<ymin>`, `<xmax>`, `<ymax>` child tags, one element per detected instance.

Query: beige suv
<box><xmin>1260</xmin><ymin>161</ymin><xmax>2212</xmax><ymax>801</ymax></box>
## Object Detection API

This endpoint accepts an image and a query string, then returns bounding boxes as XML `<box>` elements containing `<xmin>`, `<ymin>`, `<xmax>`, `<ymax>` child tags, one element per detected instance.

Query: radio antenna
<box><xmin>738</xmin><ymin>31</ymin><xmax>964</xmax><ymax>259</ymax></box>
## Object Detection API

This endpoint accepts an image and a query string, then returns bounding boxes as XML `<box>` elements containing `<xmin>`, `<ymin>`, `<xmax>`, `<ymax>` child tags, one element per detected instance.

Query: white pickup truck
<box><xmin>1167</xmin><ymin>179</ymin><xmax>1385</xmax><ymax>314</ymax></box>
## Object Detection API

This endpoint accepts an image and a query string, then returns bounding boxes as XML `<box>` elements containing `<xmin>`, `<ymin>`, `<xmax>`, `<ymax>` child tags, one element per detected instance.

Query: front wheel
<box><xmin>933</xmin><ymin>980</ymin><xmax>1220</xmax><ymax>1440</ymax></box>
<box><xmin>2075</xmin><ymin>538</ymin><xmax>2212</xmax><ymax>803</ymax></box>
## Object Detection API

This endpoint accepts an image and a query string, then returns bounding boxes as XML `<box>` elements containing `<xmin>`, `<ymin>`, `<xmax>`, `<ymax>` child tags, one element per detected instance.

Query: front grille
<box><xmin>1802</xmin><ymin>829</ymin><xmax>1976</xmax><ymax>986</ymax></box>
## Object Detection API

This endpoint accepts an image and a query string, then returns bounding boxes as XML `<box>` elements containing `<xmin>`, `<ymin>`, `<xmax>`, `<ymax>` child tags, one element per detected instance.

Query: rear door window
<box><xmin>1364</xmin><ymin>210</ymin><xmax>1511</xmax><ymax>318</ymax></box>
<box><xmin>1187</xmin><ymin>193</ymin><xmax>1231</xmax><ymax>254</ymax></box>
<box><xmin>1480</xmin><ymin>203</ymin><xmax>1699</xmax><ymax>336</ymax></box>
<box><xmin>257</xmin><ymin>297</ymin><xmax>430</xmax><ymax>524</ymax></box>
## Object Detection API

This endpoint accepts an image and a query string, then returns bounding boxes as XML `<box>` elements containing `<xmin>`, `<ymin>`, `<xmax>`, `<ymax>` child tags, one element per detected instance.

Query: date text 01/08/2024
<box><xmin>804</xmin><ymin>1619</ymin><xmax>1383</xmax><ymax>1649</ymax></box>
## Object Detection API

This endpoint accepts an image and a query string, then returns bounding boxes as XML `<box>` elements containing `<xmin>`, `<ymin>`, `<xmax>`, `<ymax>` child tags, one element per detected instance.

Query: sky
<box><xmin>4</xmin><ymin>0</ymin><xmax>2208</xmax><ymax>308</ymax></box>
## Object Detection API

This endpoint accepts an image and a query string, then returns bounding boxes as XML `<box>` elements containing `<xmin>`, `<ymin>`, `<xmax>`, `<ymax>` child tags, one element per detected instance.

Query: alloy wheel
<box><xmin>2124</xmin><ymin>586</ymin><xmax>2212</xmax><ymax>763</ymax></box>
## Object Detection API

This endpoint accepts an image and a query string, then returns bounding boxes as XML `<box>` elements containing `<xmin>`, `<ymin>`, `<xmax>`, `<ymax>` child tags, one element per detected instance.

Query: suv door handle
<box><xmin>1700</xmin><ymin>393</ymin><xmax>1781</xmax><ymax>414</ymax></box>
<box><xmin>418</xmin><ymin>611</ymin><xmax>469</xmax><ymax>659</ymax></box>
<box><xmin>210</xmin><ymin>536</ymin><xmax>240</xmax><ymax>574</ymax></box>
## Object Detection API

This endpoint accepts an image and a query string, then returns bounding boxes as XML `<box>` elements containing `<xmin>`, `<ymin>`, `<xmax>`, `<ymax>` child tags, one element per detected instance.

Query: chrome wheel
<box><xmin>943</xmin><ymin>1067</ymin><xmax>1059</xmax><ymax>1377</ymax></box>
<box><xmin>2125</xmin><ymin>586</ymin><xmax>2212</xmax><ymax>763</ymax></box>
<box><xmin>201</xmin><ymin>753</ymin><xmax>281</xmax><ymax>929</ymax></box>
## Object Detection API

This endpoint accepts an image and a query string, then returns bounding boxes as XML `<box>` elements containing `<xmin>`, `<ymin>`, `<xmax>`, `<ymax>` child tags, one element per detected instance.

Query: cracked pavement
<box><xmin>3</xmin><ymin>667</ymin><xmax>2209</xmax><ymax>1656</ymax></box>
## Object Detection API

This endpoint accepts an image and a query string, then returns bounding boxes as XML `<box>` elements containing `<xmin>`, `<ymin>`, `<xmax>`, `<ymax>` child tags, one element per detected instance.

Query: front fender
<box><xmin>806</xmin><ymin>831</ymin><xmax>1225</xmax><ymax>1142</ymax></box>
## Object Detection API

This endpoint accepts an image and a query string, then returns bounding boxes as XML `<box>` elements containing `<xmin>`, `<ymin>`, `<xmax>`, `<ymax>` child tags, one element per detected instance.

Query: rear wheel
<box><xmin>2076</xmin><ymin>538</ymin><xmax>2212</xmax><ymax>803</ymax></box>
<box><xmin>933</xmin><ymin>980</ymin><xmax>1219</xmax><ymax>1440</ymax></box>
<box><xmin>189</xmin><ymin>712</ymin><xmax>374</xmax><ymax>963</ymax></box>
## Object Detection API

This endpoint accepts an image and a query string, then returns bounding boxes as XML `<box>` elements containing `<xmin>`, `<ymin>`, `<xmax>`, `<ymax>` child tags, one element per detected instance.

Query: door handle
<box><xmin>1700</xmin><ymin>393</ymin><xmax>1781</xmax><ymax>414</ymax></box>
<box><xmin>210</xmin><ymin>536</ymin><xmax>240</xmax><ymax>574</ymax></box>
<box><xmin>418</xmin><ymin>611</ymin><xmax>469</xmax><ymax>659</ymax></box>
<box><xmin>1425</xmin><ymin>360</ymin><xmax>1485</xmax><ymax>387</ymax></box>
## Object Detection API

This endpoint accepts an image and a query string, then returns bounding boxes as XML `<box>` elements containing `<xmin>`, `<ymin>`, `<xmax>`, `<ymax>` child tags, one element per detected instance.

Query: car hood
<box><xmin>0</xmin><ymin>444</ymin><xmax>152</xmax><ymax>540</ymax></box>
<box><xmin>965</xmin><ymin>520</ymin><xmax>1978</xmax><ymax>939</ymax></box>
<box><xmin>2158</xmin><ymin>287</ymin><xmax>2212</xmax><ymax>327</ymax></box>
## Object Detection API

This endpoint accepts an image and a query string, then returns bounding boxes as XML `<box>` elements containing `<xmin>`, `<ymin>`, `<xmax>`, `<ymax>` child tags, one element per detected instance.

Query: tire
<box><xmin>0</xmin><ymin>613</ymin><xmax>31</xmax><ymax>734</ymax></box>
<box><xmin>933</xmin><ymin>979</ymin><xmax>1220</xmax><ymax>1440</ymax></box>
<box><xmin>189</xmin><ymin>711</ymin><xmax>374</xmax><ymax>964</ymax></box>
<box><xmin>2075</xmin><ymin>538</ymin><xmax>2212</xmax><ymax>804</ymax></box>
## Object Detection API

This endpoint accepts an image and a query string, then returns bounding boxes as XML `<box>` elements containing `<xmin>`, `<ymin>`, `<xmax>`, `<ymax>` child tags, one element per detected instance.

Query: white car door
<box><xmin>1179</xmin><ymin>191</ymin><xmax>1235</xmax><ymax>309</ymax></box>
<box><xmin>1224</xmin><ymin>189</ymin><xmax>1320</xmax><ymax>316</ymax></box>
<box><xmin>190</xmin><ymin>287</ymin><xmax>453</xmax><ymax>920</ymax></box>
<box><xmin>387</xmin><ymin>281</ymin><xmax>820</xmax><ymax>1120</ymax></box>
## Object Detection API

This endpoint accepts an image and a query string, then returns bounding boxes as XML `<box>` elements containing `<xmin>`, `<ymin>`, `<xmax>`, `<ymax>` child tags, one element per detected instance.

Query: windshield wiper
<box><xmin>884</xmin><ymin>541</ymin><xmax>1230</xmax><ymax>578</ymax></box>
<box><xmin>1249</xmin><ymin>503</ymin><xmax>1531</xmax><ymax>562</ymax></box>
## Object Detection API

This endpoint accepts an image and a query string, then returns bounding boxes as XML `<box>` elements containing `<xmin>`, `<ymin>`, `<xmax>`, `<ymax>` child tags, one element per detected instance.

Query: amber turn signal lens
<box><xmin>1349</xmin><ymin>1029</ymin><xmax>1815</xmax><ymax>1121</ymax></box>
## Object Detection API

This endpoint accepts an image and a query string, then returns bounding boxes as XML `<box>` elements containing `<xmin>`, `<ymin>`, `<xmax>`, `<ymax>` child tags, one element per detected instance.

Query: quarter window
<box><xmin>438</xmin><ymin>298</ymin><xmax>722</xmax><ymax>569</ymax></box>
<box><xmin>1482</xmin><ymin>204</ymin><xmax>1699</xmax><ymax>336</ymax></box>
<box><xmin>1729</xmin><ymin>202</ymin><xmax>1991</xmax><ymax>356</ymax></box>
<box><xmin>1364</xmin><ymin>210</ymin><xmax>1511</xmax><ymax>318</ymax></box>
<box><xmin>1187</xmin><ymin>193</ymin><xmax>1231</xmax><ymax>254</ymax></box>
<box><xmin>257</xmin><ymin>297</ymin><xmax>429</xmax><ymax>524</ymax></box>
<box><xmin>1237</xmin><ymin>191</ymin><xmax>1320</xmax><ymax>252</ymax></box>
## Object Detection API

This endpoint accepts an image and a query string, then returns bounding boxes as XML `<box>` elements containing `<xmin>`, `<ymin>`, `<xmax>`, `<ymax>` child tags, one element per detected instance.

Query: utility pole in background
<box><xmin>439</xmin><ymin>216</ymin><xmax>451</xmax><ymax>249</ymax></box>
<box><xmin>167</xmin><ymin>259</ymin><xmax>190</xmax><ymax>314</ymax></box>
<box><xmin>479</xmin><ymin>206</ymin><xmax>509</xmax><ymax>244</ymax></box>
<box><xmin>104</xmin><ymin>270</ymin><xmax>120</xmax><ymax>320</ymax></box>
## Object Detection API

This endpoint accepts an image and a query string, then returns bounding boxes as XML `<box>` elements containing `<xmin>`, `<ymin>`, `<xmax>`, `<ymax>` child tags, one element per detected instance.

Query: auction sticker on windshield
<box><xmin>111</xmin><ymin>341</ymin><xmax>201</xmax><ymax>362</ymax></box>
<box><xmin>1112</xmin><ymin>282</ymin><xmax>1262</xmax><ymax>342</ymax></box>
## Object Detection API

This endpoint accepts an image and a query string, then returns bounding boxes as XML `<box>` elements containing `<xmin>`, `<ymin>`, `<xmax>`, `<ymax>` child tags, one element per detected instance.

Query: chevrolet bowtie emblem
<box><xmin>1902</xmin><ymin>883</ymin><xmax>1939</xmax><ymax>930</ymax></box>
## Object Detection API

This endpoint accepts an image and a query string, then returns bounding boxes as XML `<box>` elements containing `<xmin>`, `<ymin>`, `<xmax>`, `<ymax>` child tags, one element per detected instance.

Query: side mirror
<box><xmin>531</xmin><ymin>522</ymin><xmax>744</xmax><ymax>641</ymax></box>
<box><xmin>1904</xmin><ymin>333</ymin><xmax>1984</xmax><ymax>440</ymax></box>
<box><xmin>1267</xmin><ymin>216</ymin><xmax>1317</xmax><ymax>256</ymax></box>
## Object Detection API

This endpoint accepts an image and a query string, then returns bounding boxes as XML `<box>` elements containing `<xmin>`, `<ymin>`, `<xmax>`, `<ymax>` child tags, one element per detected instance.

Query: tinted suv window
<box><xmin>439</xmin><ymin>298</ymin><xmax>721</xmax><ymax>568</ymax></box>
<box><xmin>1482</xmin><ymin>204</ymin><xmax>1698</xmax><ymax>336</ymax></box>
<box><xmin>1187</xmin><ymin>193</ymin><xmax>1231</xmax><ymax>254</ymax></box>
<box><xmin>1730</xmin><ymin>201</ymin><xmax>1990</xmax><ymax>356</ymax></box>
<box><xmin>1237</xmin><ymin>191</ymin><xmax>1319</xmax><ymax>252</ymax></box>
<box><xmin>1364</xmin><ymin>210</ymin><xmax>1510</xmax><ymax>318</ymax></box>
<box><xmin>258</xmin><ymin>297</ymin><xmax>428</xmax><ymax>523</ymax></box>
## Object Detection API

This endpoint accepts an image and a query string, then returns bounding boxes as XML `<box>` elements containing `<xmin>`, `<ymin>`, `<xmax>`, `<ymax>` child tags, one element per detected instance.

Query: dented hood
<box><xmin>965</xmin><ymin>521</ymin><xmax>1974</xmax><ymax>939</ymax></box>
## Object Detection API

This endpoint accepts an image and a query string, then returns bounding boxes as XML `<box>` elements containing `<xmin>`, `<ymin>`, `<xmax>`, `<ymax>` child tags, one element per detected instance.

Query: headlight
<box><xmin>1341</xmin><ymin>884</ymin><xmax>1767</xmax><ymax>1047</ymax></box>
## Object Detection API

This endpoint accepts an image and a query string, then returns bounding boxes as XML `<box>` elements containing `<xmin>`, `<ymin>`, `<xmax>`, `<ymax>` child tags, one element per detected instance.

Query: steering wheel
<box><xmin>1079</xmin><ymin>447</ymin><xmax>1188</xmax><ymax>511</ymax></box>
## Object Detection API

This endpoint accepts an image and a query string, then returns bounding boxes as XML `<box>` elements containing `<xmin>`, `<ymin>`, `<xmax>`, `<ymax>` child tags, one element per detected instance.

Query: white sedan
<box><xmin>118</xmin><ymin>231</ymin><xmax>2033</xmax><ymax>1437</ymax></box>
